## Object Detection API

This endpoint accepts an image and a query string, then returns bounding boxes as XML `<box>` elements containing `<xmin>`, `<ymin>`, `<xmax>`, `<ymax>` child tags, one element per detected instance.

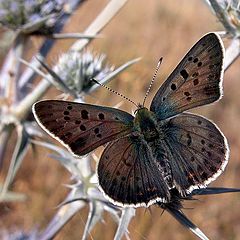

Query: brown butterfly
<box><xmin>33</xmin><ymin>33</ymin><xmax>228</xmax><ymax>207</ymax></box>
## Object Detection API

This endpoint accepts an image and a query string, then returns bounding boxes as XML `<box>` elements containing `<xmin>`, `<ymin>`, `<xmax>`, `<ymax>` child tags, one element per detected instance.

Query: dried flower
<box><xmin>0</xmin><ymin>228</ymin><xmax>38</xmax><ymax>240</ymax></box>
<box><xmin>226</xmin><ymin>0</ymin><xmax>240</xmax><ymax>32</ymax></box>
<box><xmin>206</xmin><ymin>0</ymin><xmax>240</xmax><ymax>36</ymax></box>
<box><xmin>53</xmin><ymin>50</ymin><xmax>114</xmax><ymax>95</ymax></box>
<box><xmin>0</xmin><ymin>0</ymin><xmax>66</xmax><ymax>34</ymax></box>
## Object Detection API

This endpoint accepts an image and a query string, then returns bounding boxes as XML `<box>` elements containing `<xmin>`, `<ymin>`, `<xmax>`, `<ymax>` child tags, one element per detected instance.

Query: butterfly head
<box><xmin>133</xmin><ymin>103</ymin><xmax>145</xmax><ymax>114</ymax></box>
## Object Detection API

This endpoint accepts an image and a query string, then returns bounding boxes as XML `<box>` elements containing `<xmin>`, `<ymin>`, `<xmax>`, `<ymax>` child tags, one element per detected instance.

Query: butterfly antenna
<box><xmin>142</xmin><ymin>57</ymin><xmax>163</xmax><ymax>106</ymax></box>
<box><xmin>91</xmin><ymin>79</ymin><xmax>138</xmax><ymax>108</ymax></box>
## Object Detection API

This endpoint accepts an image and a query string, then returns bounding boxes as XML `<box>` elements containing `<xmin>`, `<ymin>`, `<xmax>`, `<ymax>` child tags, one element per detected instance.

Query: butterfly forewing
<box><xmin>150</xmin><ymin>33</ymin><xmax>224</xmax><ymax>120</ymax></box>
<box><xmin>33</xmin><ymin>100</ymin><xmax>134</xmax><ymax>156</ymax></box>
<box><xmin>159</xmin><ymin>113</ymin><xmax>229</xmax><ymax>194</ymax></box>
<box><xmin>97</xmin><ymin>135</ymin><xmax>170</xmax><ymax>207</ymax></box>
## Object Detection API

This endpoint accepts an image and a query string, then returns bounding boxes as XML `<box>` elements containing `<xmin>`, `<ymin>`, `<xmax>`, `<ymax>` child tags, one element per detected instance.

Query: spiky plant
<box><xmin>0</xmin><ymin>0</ymin><xmax>240</xmax><ymax>239</ymax></box>
<box><xmin>205</xmin><ymin>0</ymin><xmax>240</xmax><ymax>69</ymax></box>
<box><xmin>0</xmin><ymin>0</ymin><xmax>66</xmax><ymax>34</ymax></box>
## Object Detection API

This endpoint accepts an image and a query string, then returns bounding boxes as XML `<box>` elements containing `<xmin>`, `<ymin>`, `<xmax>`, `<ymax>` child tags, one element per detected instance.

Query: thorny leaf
<box><xmin>158</xmin><ymin>187</ymin><xmax>240</xmax><ymax>240</ymax></box>
<box><xmin>0</xmin><ymin>124</ymin><xmax>29</xmax><ymax>200</ymax></box>
<box><xmin>114</xmin><ymin>207</ymin><xmax>135</xmax><ymax>240</ymax></box>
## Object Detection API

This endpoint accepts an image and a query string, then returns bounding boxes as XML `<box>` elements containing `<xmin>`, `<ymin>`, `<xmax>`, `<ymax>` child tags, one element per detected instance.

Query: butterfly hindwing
<box><xmin>150</xmin><ymin>33</ymin><xmax>224</xmax><ymax>120</ymax></box>
<box><xmin>33</xmin><ymin>100</ymin><xmax>134</xmax><ymax>156</ymax></box>
<box><xmin>97</xmin><ymin>135</ymin><xmax>170</xmax><ymax>207</ymax></box>
<box><xmin>159</xmin><ymin>113</ymin><xmax>229</xmax><ymax>194</ymax></box>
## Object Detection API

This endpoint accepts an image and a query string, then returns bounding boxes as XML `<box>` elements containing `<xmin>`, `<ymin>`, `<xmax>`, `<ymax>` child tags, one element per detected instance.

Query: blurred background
<box><xmin>1</xmin><ymin>0</ymin><xmax>240</xmax><ymax>239</ymax></box>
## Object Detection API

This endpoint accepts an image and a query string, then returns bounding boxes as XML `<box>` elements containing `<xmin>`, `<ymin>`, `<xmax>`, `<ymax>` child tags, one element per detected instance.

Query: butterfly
<box><xmin>33</xmin><ymin>33</ymin><xmax>229</xmax><ymax>208</ymax></box>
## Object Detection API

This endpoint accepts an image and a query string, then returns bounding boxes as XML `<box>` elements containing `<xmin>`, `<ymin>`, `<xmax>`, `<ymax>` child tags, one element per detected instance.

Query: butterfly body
<box><xmin>33</xmin><ymin>33</ymin><xmax>229</xmax><ymax>208</ymax></box>
<box><xmin>133</xmin><ymin>107</ymin><xmax>163</xmax><ymax>142</ymax></box>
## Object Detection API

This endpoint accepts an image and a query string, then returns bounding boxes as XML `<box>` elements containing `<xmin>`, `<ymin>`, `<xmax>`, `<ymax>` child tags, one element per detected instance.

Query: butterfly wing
<box><xmin>150</xmin><ymin>33</ymin><xmax>225</xmax><ymax>120</ymax></box>
<box><xmin>97</xmin><ymin>135</ymin><xmax>170</xmax><ymax>207</ymax></box>
<box><xmin>157</xmin><ymin>113</ymin><xmax>229</xmax><ymax>194</ymax></box>
<box><xmin>33</xmin><ymin>100</ymin><xmax>134</xmax><ymax>156</ymax></box>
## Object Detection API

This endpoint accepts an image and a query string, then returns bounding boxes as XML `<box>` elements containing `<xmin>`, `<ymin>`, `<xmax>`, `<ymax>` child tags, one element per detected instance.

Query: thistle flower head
<box><xmin>0</xmin><ymin>0</ymin><xmax>66</xmax><ymax>34</ymax></box>
<box><xmin>0</xmin><ymin>228</ymin><xmax>38</xmax><ymax>240</ymax></box>
<box><xmin>207</xmin><ymin>0</ymin><xmax>240</xmax><ymax>36</ymax></box>
<box><xmin>226</xmin><ymin>0</ymin><xmax>240</xmax><ymax>31</ymax></box>
<box><xmin>53</xmin><ymin>50</ymin><xmax>114</xmax><ymax>95</ymax></box>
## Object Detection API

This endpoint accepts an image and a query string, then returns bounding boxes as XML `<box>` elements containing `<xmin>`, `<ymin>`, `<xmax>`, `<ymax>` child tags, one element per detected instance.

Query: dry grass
<box><xmin>1</xmin><ymin>0</ymin><xmax>240</xmax><ymax>239</ymax></box>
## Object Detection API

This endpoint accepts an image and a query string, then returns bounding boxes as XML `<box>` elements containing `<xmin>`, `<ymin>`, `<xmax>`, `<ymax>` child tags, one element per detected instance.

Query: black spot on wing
<box><xmin>69</xmin><ymin>136</ymin><xmax>87</xmax><ymax>152</ymax></box>
<box><xmin>81</xmin><ymin>110</ymin><xmax>89</xmax><ymax>119</ymax></box>
<box><xmin>180</xmin><ymin>69</ymin><xmax>189</xmax><ymax>80</ymax></box>
<box><xmin>98</xmin><ymin>113</ymin><xmax>105</xmax><ymax>120</ymax></box>
<box><xmin>80</xmin><ymin>125</ymin><xmax>86</xmax><ymax>131</ymax></box>
<box><xmin>171</xmin><ymin>83</ymin><xmax>177</xmax><ymax>90</ymax></box>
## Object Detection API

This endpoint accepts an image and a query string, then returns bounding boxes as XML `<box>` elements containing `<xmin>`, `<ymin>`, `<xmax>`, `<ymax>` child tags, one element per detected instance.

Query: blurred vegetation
<box><xmin>0</xmin><ymin>0</ymin><xmax>240</xmax><ymax>239</ymax></box>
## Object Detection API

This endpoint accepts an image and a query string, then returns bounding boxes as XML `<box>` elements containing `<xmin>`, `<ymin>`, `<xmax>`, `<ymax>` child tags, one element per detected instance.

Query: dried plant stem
<box><xmin>0</xmin><ymin>125</ymin><xmax>14</xmax><ymax>169</ymax></box>
<box><xmin>0</xmin><ymin>34</ymin><xmax>26</xmax><ymax>100</ymax></box>
<box><xmin>0</xmin><ymin>125</ymin><xmax>28</xmax><ymax>199</ymax></box>
<box><xmin>13</xmin><ymin>34</ymin><xmax>27</xmax><ymax>102</ymax></box>
<box><xmin>12</xmin><ymin>0</ymin><xmax>129</xmax><ymax>121</ymax></box>
<box><xmin>114</xmin><ymin>207</ymin><xmax>135</xmax><ymax>240</ymax></box>
<box><xmin>207</xmin><ymin>0</ymin><xmax>237</xmax><ymax>35</ymax></box>
<box><xmin>71</xmin><ymin>0</ymin><xmax>128</xmax><ymax>51</ymax></box>
<box><xmin>225</xmin><ymin>38</ymin><xmax>240</xmax><ymax>70</ymax></box>
<box><xmin>38</xmin><ymin>191</ymin><xmax>86</xmax><ymax>240</ymax></box>
<box><xmin>81</xmin><ymin>201</ymin><xmax>103</xmax><ymax>240</ymax></box>
<box><xmin>18</xmin><ymin>0</ymin><xmax>85</xmax><ymax>93</ymax></box>
<box><xmin>11</xmin><ymin>79</ymin><xmax>50</xmax><ymax>120</ymax></box>
<box><xmin>50</xmin><ymin>33</ymin><xmax>101</xmax><ymax>39</ymax></box>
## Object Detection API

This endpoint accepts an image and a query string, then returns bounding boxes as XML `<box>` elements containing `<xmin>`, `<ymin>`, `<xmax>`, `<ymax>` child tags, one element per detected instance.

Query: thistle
<box><xmin>53</xmin><ymin>50</ymin><xmax>114</xmax><ymax>96</ymax></box>
<box><xmin>0</xmin><ymin>228</ymin><xmax>38</xmax><ymax>240</ymax></box>
<box><xmin>0</xmin><ymin>0</ymin><xmax>66</xmax><ymax>34</ymax></box>
<box><xmin>205</xmin><ymin>0</ymin><xmax>240</xmax><ymax>69</ymax></box>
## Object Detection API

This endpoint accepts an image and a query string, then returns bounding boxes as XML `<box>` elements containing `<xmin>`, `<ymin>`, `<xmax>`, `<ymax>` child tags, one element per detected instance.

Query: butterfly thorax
<box><xmin>134</xmin><ymin>107</ymin><xmax>161</xmax><ymax>142</ymax></box>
